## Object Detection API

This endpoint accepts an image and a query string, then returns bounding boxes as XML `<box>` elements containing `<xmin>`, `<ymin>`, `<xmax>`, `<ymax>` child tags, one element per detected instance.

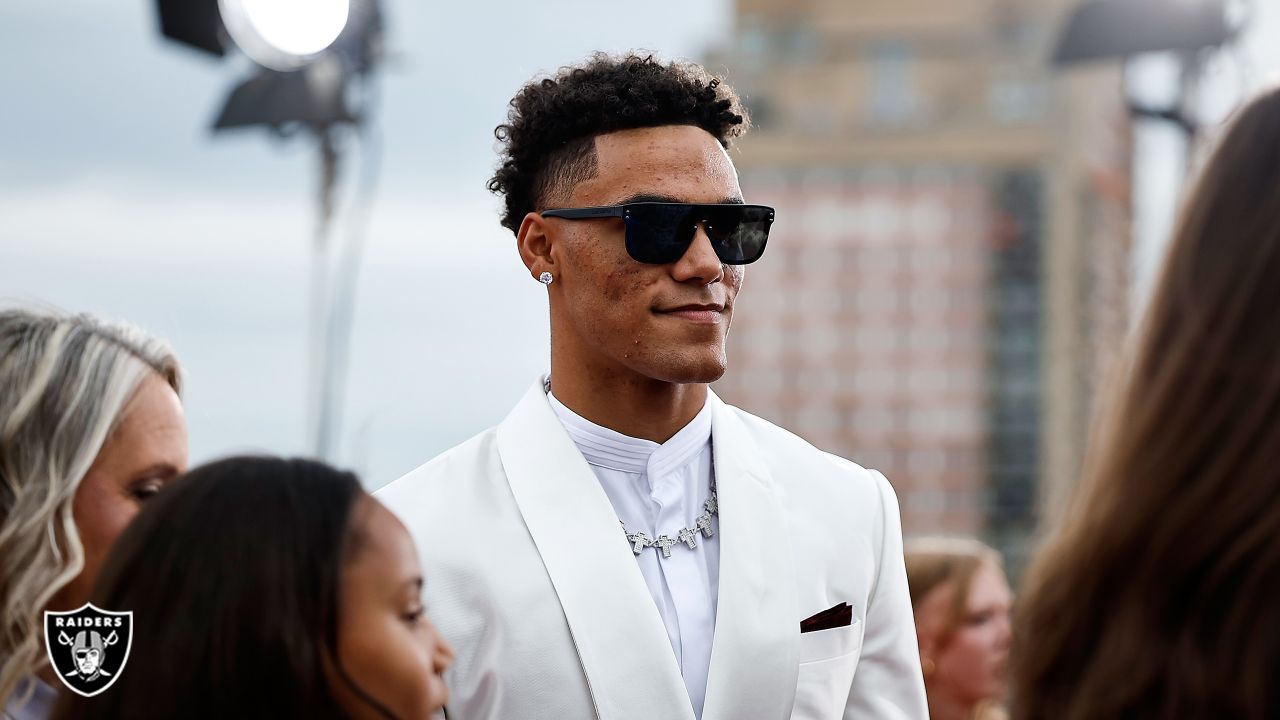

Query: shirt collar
<box><xmin>547</xmin><ymin>391</ymin><xmax>712</xmax><ymax>479</ymax></box>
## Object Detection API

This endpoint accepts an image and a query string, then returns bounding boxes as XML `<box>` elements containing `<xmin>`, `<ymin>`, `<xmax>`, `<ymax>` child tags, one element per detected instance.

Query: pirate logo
<box><xmin>43</xmin><ymin>603</ymin><xmax>132</xmax><ymax>697</ymax></box>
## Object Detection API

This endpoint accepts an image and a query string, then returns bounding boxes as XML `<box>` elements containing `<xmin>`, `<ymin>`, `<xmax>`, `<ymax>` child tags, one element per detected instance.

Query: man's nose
<box><xmin>670</xmin><ymin>224</ymin><xmax>724</xmax><ymax>284</ymax></box>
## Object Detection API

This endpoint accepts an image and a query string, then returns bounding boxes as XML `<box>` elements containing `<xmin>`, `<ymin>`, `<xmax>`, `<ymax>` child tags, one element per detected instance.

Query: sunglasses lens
<box><xmin>624</xmin><ymin>204</ymin><xmax>696</xmax><ymax>264</ymax></box>
<box><xmin>704</xmin><ymin>205</ymin><xmax>773</xmax><ymax>264</ymax></box>
<box><xmin>623</xmin><ymin>204</ymin><xmax>774</xmax><ymax>265</ymax></box>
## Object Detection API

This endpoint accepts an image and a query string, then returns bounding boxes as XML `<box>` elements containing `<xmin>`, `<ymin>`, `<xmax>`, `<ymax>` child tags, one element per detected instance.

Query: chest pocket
<box><xmin>791</xmin><ymin>620</ymin><xmax>863</xmax><ymax>720</ymax></box>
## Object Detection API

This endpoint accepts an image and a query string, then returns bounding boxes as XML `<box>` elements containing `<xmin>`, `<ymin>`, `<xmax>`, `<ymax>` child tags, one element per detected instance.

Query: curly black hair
<box><xmin>487</xmin><ymin>53</ymin><xmax>750</xmax><ymax>235</ymax></box>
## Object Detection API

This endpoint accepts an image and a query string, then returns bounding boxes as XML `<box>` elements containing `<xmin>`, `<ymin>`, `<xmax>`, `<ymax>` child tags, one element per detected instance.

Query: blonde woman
<box><xmin>906</xmin><ymin>538</ymin><xmax>1013</xmax><ymax>720</ymax></box>
<box><xmin>0</xmin><ymin>308</ymin><xmax>186</xmax><ymax>720</ymax></box>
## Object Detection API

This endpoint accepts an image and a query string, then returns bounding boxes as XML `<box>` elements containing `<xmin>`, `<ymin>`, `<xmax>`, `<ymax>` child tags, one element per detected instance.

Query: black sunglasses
<box><xmin>540</xmin><ymin>202</ymin><xmax>775</xmax><ymax>265</ymax></box>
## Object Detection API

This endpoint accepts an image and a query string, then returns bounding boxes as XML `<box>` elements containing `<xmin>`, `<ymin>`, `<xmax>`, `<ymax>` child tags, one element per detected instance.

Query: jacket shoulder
<box><xmin>723</xmin><ymin>404</ymin><xmax>874</xmax><ymax>475</ymax></box>
<box><xmin>722</xmin><ymin>403</ymin><xmax>899</xmax><ymax>505</ymax></box>
<box><xmin>375</xmin><ymin>426</ymin><xmax>498</xmax><ymax>504</ymax></box>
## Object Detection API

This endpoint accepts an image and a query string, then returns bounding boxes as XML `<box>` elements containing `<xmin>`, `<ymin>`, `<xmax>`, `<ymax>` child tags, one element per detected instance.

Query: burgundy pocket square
<box><xmin>800</xmin><ymin>602</ymin><xmax>853</xmax><ymax>633</ymax></box>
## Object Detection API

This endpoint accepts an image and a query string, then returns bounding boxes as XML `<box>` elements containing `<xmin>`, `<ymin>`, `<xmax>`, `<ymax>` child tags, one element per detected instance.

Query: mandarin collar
<box><xmin>547</xmin><ymin>391</ymin><xmax>712</xmax><ymax>480</ymax></box>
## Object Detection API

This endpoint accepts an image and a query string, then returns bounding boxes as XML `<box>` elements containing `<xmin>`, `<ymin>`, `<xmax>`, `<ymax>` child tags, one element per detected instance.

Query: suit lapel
<box><xmin>702</xmin><ymin>392</ymin><xmax>800</xmax><ymax>720</ymax></box>
<box><xmin>497</xmin><ymin>380</ymin><xmax>695</xmax><ymax>720</ymax></box>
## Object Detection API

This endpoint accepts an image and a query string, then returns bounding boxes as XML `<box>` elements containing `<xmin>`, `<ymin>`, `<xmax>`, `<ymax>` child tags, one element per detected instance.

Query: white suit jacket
<box><xmin>377</xmin><ymin>379</ymin><xmax>927</xmax><ymax>720</ymax></box>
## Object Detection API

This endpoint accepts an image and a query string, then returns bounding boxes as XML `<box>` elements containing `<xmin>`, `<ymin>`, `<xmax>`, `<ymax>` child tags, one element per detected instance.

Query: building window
<box><xmin>867</xmin><ymin>41</ymin><xmax>920</xmax><ymax>125</ymax></box>
<box><xmin>989</xmin><ymin>70</ymin><xmax>1046</xmax><ymax>125</ymax></box>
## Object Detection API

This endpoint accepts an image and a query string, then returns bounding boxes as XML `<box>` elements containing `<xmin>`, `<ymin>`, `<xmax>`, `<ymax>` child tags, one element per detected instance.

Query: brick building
<box><xmin>707</xmin><ymin>0</ymin><xmax>1133</xmax><ymax>565</ymax></box>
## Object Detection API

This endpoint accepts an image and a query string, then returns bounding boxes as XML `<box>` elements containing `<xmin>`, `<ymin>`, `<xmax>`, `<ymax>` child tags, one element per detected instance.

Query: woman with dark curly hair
<box><xmin>378</xmin><ymin>53</ymin><xmax>925</xmax><ymax>720</ymax></box>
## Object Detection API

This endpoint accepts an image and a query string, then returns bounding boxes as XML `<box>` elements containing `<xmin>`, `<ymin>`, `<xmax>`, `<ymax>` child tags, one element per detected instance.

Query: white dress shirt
<box><xmin>547</xmin><ymin>392</ymin><xmax>719</xmax><ymax>719</ymax></box>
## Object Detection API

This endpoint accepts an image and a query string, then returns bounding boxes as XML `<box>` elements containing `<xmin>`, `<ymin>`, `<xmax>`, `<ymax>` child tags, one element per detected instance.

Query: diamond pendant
<box><xmin>617</xmin><ymin>487</ymin><xmax>717</xmax><ymax>559</ymax></box>
<box><xmin>654</xmin><ymin>535</ymin><xmax>677</xmax><ymax>558</ymax></box>
<box><xmin>627</xmin><ymin>531</ymin><xmax>652</xmax><ymax>554</ymax></box>
<box><xmin>696</xmin><ymin>512</ymin><xmax>715</xmax><ymax>538</ymax></box>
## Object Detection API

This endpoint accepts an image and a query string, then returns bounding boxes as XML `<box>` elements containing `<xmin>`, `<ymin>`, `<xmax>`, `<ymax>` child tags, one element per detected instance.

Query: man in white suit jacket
<box><xmin>378</xmin><ymin>54</ymin><xmax>927</xmax><ymax>720</ymax></box>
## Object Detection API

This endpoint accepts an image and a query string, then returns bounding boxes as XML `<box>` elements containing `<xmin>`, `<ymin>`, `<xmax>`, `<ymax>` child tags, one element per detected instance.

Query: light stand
<box><xmin>155</xmin><ymin>0</ymin><xmax>383</xmax><ymax>462</ymax></box>
<box><xmin>1053</xmin><ymin>0</ymin><xmax>1236</xmax><ymax>142</ymax></box>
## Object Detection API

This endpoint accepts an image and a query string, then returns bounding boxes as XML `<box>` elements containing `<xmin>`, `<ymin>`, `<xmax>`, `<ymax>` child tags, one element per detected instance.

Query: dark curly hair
<box><xmin>487</xmin><ymin>52</ymin><xmax>750</xmax><ymax>235</ymax></box>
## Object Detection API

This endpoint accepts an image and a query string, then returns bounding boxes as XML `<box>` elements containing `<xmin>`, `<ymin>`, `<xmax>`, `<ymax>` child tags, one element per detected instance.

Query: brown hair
<box><xmin>1011</xmin><ymin>85</ymin><xmax>1280</xmax><ymax>719</ymax></box>
<box><xmin>906</xmin><ymin>537</ymin><xmax>1002</xmax><ymax>638</ymax></box>
<box><xmin>907</xmin><ymin>538</ymin><xmax>1008</xmax><ymax>720</ymax></box>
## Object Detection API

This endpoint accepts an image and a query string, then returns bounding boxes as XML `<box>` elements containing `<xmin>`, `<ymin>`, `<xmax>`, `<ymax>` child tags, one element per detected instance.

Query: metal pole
<box><xmin>312</xmin><ymin>128</ymin><xmax>340</xmax><ymax>461</ymax></box>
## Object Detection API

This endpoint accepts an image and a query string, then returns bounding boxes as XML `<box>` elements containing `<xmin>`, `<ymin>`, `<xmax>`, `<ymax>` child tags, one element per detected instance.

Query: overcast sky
<box><xmin>2</xmin><ymin>0</ymin><xmax>1277</xmax><ymax>488</ymax></box>
<box><xmin>0</xmin><ymin>0</ymin><xmax>730</xmax><ymax>486</ymax></box>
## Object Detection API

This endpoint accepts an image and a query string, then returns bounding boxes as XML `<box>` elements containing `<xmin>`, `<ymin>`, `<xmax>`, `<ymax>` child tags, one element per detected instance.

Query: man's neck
<box><xmin>548</xmin><ymin>360</ymin><xmax>709</xmax><ymax>444</ymax></box>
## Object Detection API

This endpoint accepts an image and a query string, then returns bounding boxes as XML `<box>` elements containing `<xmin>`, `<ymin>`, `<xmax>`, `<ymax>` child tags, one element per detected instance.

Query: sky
<box><xmin>0</xmin><ymin>0</ymin><xmax>730</xmax><ymax>487</ymax></box>
<box><xmin>2</xmin><ymin>0</ymin><xmax>1277</xmax><ymax>488</ymax></box>
<box><xmin>1128</xmin><ymin>0</ymin><xmax>1280</xmax><ymax>308</ymax></box>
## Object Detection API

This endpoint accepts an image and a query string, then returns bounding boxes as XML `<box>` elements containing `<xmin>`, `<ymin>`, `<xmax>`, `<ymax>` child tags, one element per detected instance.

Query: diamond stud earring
<box><xmin>538</xmin><ymin>271</ymin><xmax>554</xmax><ymax>285</ymax></box>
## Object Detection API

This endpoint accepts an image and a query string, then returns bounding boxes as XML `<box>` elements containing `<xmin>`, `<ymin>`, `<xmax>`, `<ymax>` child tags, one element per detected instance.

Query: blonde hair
<box><xmin>906</xmin><ymin>537</ymin><xmax>1006</xmax><ymax>720</ymax></box>
<box><xmin>905</xmin><ymin>536</ymin><xmax>1002</xmax><ymax>638</ymax></box>
<box><xmin>0</xmin><ymin>307</ymin><xmax>181</xmax><ymax>706</ymax></box>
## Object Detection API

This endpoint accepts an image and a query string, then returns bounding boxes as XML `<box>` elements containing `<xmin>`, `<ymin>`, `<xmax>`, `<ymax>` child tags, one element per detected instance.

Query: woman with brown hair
<box><xmin>906</xmin><ymin>537</ymin><xmax>1013</xmax><ymax>720</ymax></box>
<box><xmin>1011</xmin><ymin>84</ymin><xmax>1280</xmax><ymax>719</ymax></box>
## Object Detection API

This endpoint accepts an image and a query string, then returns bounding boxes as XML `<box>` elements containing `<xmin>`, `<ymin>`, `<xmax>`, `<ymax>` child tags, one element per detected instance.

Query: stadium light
<box><xmin>1052</xmin><ymin>0</ymin><xmax>1232</xmax><ymax>66</ymax></box>
<box><xmin>155</xmin><ymin>0</ymin><xmax>385</xmax><ymax>463</ymax></box>
<box><xmin>1052</xmin><ymin>0</ymin><xmax>1238</xmax><ymax>137</ymax></box>
<box><xmin>218</xmin><ymin>0</ymin><xmax>351</xmax><ymax>71</ymax></box>
<box><xmin>155</xmin><ymin>0</ymin><xmax>380</xmax><ymax>131</ymax></box>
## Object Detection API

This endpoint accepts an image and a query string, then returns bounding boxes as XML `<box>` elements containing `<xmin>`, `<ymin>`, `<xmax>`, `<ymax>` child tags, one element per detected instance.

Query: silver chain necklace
<box><xmin>545</xmin><ymin>378</ymin><xmax>718</xmax><ymax>560</ymax></box>
<box><xmin>619</xmin><ymin>462</ymin><xmax>718</xmax><ymax>559</ymax></box>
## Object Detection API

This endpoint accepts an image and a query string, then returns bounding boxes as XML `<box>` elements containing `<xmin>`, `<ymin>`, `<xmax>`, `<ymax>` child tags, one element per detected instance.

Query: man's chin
<box><xmin>637</xmin><ymin>351</ymin><xmax>728</xmax><ymax>385</ymax></box>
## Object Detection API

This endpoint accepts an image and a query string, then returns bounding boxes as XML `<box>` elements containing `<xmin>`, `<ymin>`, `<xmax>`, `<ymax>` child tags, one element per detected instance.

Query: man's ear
<box><xmin>517</xmin><ymin>212</ymin><xmax>556</xmax><ymax>281</ymax></box>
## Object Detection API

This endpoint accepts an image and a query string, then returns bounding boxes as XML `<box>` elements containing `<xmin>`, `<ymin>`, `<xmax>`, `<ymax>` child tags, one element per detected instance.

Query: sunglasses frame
<box><xmin>540</xmin><ymin>202</ymin><xmax>775</xmax><ymax>265</ymax></box>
